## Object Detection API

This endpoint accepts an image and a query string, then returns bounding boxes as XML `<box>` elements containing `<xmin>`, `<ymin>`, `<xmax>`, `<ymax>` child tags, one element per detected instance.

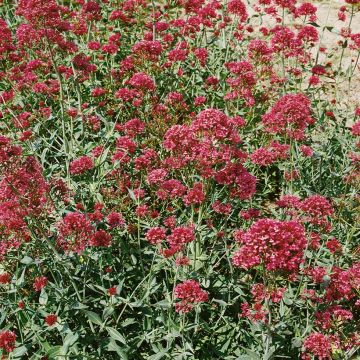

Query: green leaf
<box><xmin>70</xmin><ymin>302</ymin><xmax>88</xmax><ymax>310</ymax></box>
<box><xmin>60</xmin><ymin>332</ymin><xmax>78</xmax><ymax>355</ymax></box>
<box><xmin>83</xmin><ymin>310</ymin><xmax>103</xmax><ymax>326</ymax></box>
<box><xmin>148</xmin><ymin>351</ymin><xmax>167</xmax><ymax>360</ymax></box>
<box><xmin>12</xmin><ymin>345</ymin><xmax>28</xmax><ymax>358</ymax></box>
<box><xmin>39</xmin><ymin>289</ymin><xmax>48</xmax><ymax>305</ymax></box>
<box><xmin>20</xmin><ymin>256</ymin><xmax>33</xmax><ymax>265</ymax></box>
<box><xmin>127</xmin><ymin>188</ymin><xmax>138</xmax><ymax>202</ymax></box>
<box><xmin>283</xmin><ymin>297</ymin><xmax>293</xmax><ymax>306</ymax></box>
<box><xmin>103</xmin><ymin>306</ymin><xmax>115</xmax><ymax>320</ymax></box>
<box><xmin>292</xmin><ymin>337</ymin><xmax>302</xmax><ymax>348</ymax></box>
<box><xmin>308</xmin><ymin>22</ymin><xmax>320</xmax><ymax>27</ymax></box>
<box><xmin>47</xmin><ymin>346</ymin><xmax>62</xmax><ymax>359</ymax></box>
<box><xmin>213</xmin><ymin>299</ymin><xmax>228</xmax><ymax>307</ymax></box>
<box><xmin>241</xmin><ymin>348</ymin><xmax>261</xmax><ymax>360</ymax></box>
<box><xmin>16</xmin><ymin>268</ymin><xmax>26</xmax><ymax>286</ymax></box>
<box><xmin>121</xmin><ymin>318</ymin><xmax>136</xmax><ymax>327</ymax></box>
<box><xmin>107</xmin><ymin>338</ymin><xmax>128</xmax><ymax>359</ymax></box>
<box><xmin>153</xmin><ymin>299</ymin><xmax>170</xmax><ymax>308</ymax></box>
<box><xmin>106</xmin><ymin>327</ymin><xmax>127</xmax><ymax>345</ymax></box>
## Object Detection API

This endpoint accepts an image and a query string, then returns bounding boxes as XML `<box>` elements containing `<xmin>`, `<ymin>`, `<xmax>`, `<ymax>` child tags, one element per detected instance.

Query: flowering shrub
<box><xmin>0</xmin><ymin>0</ymin><xmax>359</xmax><ymax>358</ymax></box>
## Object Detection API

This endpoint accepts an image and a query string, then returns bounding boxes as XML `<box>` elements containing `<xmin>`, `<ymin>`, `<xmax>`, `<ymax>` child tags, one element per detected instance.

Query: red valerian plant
<box><xmin>0</xmin><ymin>0</ymin><xmax>359</xmax><ymax>358</ymax></box>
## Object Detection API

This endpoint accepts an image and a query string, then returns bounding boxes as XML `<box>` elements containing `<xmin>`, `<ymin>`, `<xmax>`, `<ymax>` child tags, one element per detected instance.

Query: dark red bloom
<box><xmin>0</xmin><ymin>272</ymin><xmax>11</xmax><ymax>284</ymax></box>
<box><xmin>33</xmin><ymin>276</ymin><xmax>48</xmax><ymax>292</ymax></box>
<box><xmin>0</xmin><ymin>330</ymin><xmax>16</xmax><ymax>353</ymax></box>
<box><xmin>45</xmin><ymin>314</ymin><xmax>58</xmax><ymax>326</ymax></box>
<box><xmin>108</xmin><ymin>286</ymin><xmax>117</xmax><ymax>296</ymax></box>
<box><xmin>90</xmin><ymin>230</ymin><xmax>112</xmax><ymax>247</ymax></box>
<box><xmin>70</xmin><ymin>156</ymin><xmax>94</xmax><ymax>175</ymax></box>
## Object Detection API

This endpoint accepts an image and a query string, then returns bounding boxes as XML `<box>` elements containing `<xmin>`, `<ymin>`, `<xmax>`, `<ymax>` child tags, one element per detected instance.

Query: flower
<box><xmin>108</xmin><ymin>286</ymin><xmax>117</xmax><ymax>296</ymax></box>
<box><xmin>128</xmin><ymin>72</ymin><xmax>155</xmax><ymax>91</ymax></box>
<box><xmin>167</xmin><ymin>226</ymin><xmax>195</xmax><ymax>249</ymax></box>
<box><xmin>232</xmin><ymin>219</ymin><xmax>307</xmax><ymax>272</ymax></box>
<box><xmin>33</xmin><ymin>276</ymin><xmax>48</xmax><ymax>292</ymax></box>
<box><xmin>57</xmin><ymin>212</ymin><xmax>93</xmax><ymax>253</ymax></box>
<box><xmin>300</xmin><ymin>145</ymin><xmax>314</xmax><ymax>157</ymax></box>
<box><xmin>183</xmin><ymin>182</ymin><xmax>205</xmax><ymax>206</ymax></box>
<box><xmin>174</xmin><ymin>280</ymin><xmax>208</xmax><ymax>313</ymax></box>
<box><xmin>227</xmin><ymin>0</ymin><xmax>248</xmax><ymax>22</ymax></box>
<box><xmin>70</xmin><ymin>156</ymin><xmax>94</xmax><ymax>175</ymax></box>
<box><xmin>45</xmin><ymin>314</ymin><xmax>58</xmax><ymax>326</ymax></box>
<box><xmin>107</xmin><ymin>212</ymin><xmax>125</xmax><ymax>228</ymax></box>
<box><xmin>90</xmin><ymin>230</ymin><xmax>112</xmax><ymax>247</ymax></box>
<box><xmin>301</xmin><ymin>195</ymin><xmax>333</xmax><ymax>230</ymax></box>
<box><xmin>0</xmin><ymin>272</ymin><xmax>11</xmax><ymax>284</ymax></box>
<box><xmin>351</xmin><ymin>120</ymin><xmax>360</xmax><ymax>136</ymax></box>
<box><xmin>303</xmin><ymin>332</ymin><xmax>331</xmax><ymax>359</ymax></box>
<box><xmin>326</xmin><ymin>238</ymin><xmax>342</xmax><ymax>254</ymax></box>
<box><xmin>262</xmin><ymin>93</ymin><xmax>314</xmax><ymax>140</ymax></box>
<box><xmin>146</xmin><ymin>227</ymin><xmax>167</xmax><ymax>245</ymax></box>
<box><xmin>147</xmin><ymin>168</ymin><xmax>168</xmax><ymax>186</ymax></box>
<box><xmin>0</xmin><ymin>330</ymin><xmax>16</xmax><ymax>353</ymax></box>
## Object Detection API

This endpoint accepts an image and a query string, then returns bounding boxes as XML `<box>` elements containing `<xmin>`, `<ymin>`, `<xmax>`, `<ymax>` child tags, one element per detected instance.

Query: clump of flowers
<box><xmin>302</xmin><ymin>332</ymin><xmax>331</xmax><ymax>360</ymax></box>
<box><xmin>262</xmin><ymin>93</ymin><xmax>315</xmax><ymax>140</ymax></box>
<box><xmin>0</xmin><ymin>0</ymin><xmax>358</xmax><ymax>357</ymax></box>
<box><xmin>0</xmin><ymin>330</ymin><xmax>17</xmax><ymax>353</ymax></box>
<box><xmin>70</xmin><ymin>156</ymin><xmax>94</xmax><ymax>175</ymax></box>
<box><xmin>232</xmin><ymin>219</ymin><xmax>307</xmax><ymax>273</ymax></box>
<box><xmin>56</xmin><ymin>212</ymin><xmax>94</xmax><ymax>253</ymax></box>
<box><xmin>174</xmin><ymin>280</ymin><xmax>208</xmax><ymax>313</ymax></box>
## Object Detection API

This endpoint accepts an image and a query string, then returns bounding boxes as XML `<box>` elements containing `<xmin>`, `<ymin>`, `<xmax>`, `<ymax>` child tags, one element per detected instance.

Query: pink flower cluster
<box><xmin>70</xmin><ymin>156</ymin><xmax>94</xmax><ymax>175</ymax></box>
<box><xmin>251</xmin><ymin>141</ymin><xmax>290</xmax><ymax>166</ymax></box>
<box><xmin>262</xmin><ymin>93</ymin><xmax>315</xmax><ymax>140</ymax></box>
<box><xmin>57</xmin><ymin>211</ymin><xmax>113</xmax><ymax>253</ymax></box>
<box><xmin>302</xmin><ymin>332</ymin><xmax>331</xmax><ymax>360</ymax></box>
<box><xmin>0</xmin><ymin>330</ymin><xmax>16</xmax><ymax>353</ymax></box>
<box><xmin>174</xmin><ymin>280</ymin><xmax>208</xmax><ymax>313</ymax></box>
<box><xmin>277</xmin><ymin>194</ymin><xmax>334</xmax><ymax>231</ymax></box>
<box><xmin>0</xmin><ymin>139</ymin><xmax>49</xmax><ymax>258</ymax></box>
<box><xmin>232</xmin><ymin>218</ymin><xmax>307</xmax><ymax>272</ymax></box>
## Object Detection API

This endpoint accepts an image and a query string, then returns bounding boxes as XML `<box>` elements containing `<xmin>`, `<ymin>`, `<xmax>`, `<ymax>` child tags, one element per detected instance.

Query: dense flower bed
<box><xmin>0</xmin><ymin>0</ymin><xmax>359</xmax><ymax>358</ymax></box>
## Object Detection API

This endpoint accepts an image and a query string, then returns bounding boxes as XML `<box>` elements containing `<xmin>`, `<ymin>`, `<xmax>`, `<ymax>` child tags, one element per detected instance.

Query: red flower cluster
<box><xmin>146</xmin><ymin>227</ymin><xmax>167</xmax><ymax>245</ymax></box>
<box><xmin>0</xmin><ymin>139</ymin><xmax>50</xmax><ymax>258</ymax></box>
<box><xmin>227</xmin><ymin>0</ymin><xmax>248</xmax><ymax>22</ymax></box>
<box><xmin>277</xmin><ymin>194</ymin><xmax>334</xmax><ymax>231</ymax></box>
<box><xmin>0</xmin><ymin>272</ymin><xmax>11</xmax><ymax>284</ymax></box>
<box><xmin>251</xmin><ymin>141</ymin><xmax>290</xmax><ymax>166</ymax></box>
<box><xmin>90</xmin><ymin>230</ymin><xmax>112</xmax><ymax>247</ymax></box>
<box><xmin>301</xmin><ymin>195</ymin><xmax>333</xmax><ymax>230</ymax></box>
<box><xmin>174</xmin><ymin>280</ymin><xmax>208</xmax><ymax>313</ymax></box>
<box><xmin>45</xmin><ymin>314</ymin><xmax>58</xmax><ymax>326</ymax></box>
<box><xmin>57</xmin><ymin>212</ymin><xmax>93</xmax><ymax>254</ymax></box>
<box><xmin>262</xmin><ymin>93</ymin><xmax>315</xmax><ymax>140</ymax></box>
<box><xmin>232</xmin><ymin>219</ymin><xmax>307</xmax><ymax>272</ymax></box>
<box><xmin>33</xmin><ymin>276</ymin><xmax>48</xmax><ymax>292</ymax></box>
<box><xmin>183</xmin><ymin>182</ymin><xmax>205</xmax><ymax>206</ymax></box>
<box><xmin>70</xmin><ymin>156</ymin><xmax>94</xmax><ymax>175</ymax></box>
<box><xmin>163</xmin><ymin>225</ymin><xmax>196</xmax><ymax>257</ymax></box>
<box><xmin>0</xmin><ymin>330</ymin><xmax>16</xmax><ymax>353</ymax></box>
<box><xmin>302</xmin><ymin>332</ymin><xmax>331</xmax><ymax>360</ymax></box>
<box><xmin>107</xmin><ymin>212</ymin><xmax>125</xmax><ymax>228</ymax></box>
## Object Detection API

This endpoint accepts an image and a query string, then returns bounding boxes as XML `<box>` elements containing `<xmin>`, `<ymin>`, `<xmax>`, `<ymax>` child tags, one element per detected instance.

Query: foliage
<box><xmin>0</xmin><ymin>0</ymin><xmax>359</xmax><ymax>359</ymax></box>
